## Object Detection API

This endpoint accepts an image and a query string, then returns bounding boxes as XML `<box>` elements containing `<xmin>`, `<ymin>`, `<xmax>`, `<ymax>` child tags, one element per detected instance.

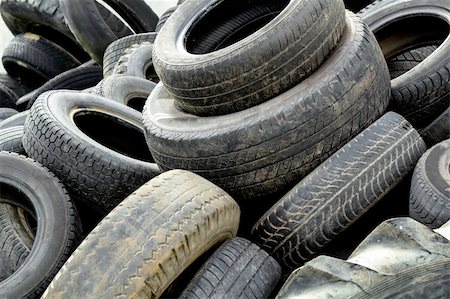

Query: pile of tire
<box><xmin>0</xmin><ymin>0</ymin><xmax>448</xmax><ymax>298</ymax></box>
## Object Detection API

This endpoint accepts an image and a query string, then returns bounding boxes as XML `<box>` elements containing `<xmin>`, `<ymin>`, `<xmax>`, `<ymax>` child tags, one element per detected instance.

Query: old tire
<box><xmin>251</xmin><ymin>113</ymin><xmax>427</xmax><ymax>269</ymax></box>
<box><xmin>0</xmin><ymin>126</ymin><xmax>25</xmax><ymax>154</ymax></box>
<box><xmin>155</xmin><ymin>6</ymin><xmax>178</xmax><ymax>32</ymax></box>
<box><xmin>0</xmin><ymin>108</ymin><xmax>18</xmax><ymax>121</ymax></box>
<box><xmin>410</xmin><ymin>140</ymin><xmax>450</xmax><ymax>228</ymax></box>
<box><xmin>0</xmin><ymin>152</ymin><xmax>81</xmax><ymax>298</ymax></box>
<box><xmin>144</xmin><ymin>13</ymin><xmax>390</xmax><ymax>201</ymax></box>
<box><xmin>0</xmin><ymin>111</ymin><xmax>27</xmax><ymax>130</ymax></box>
<box><xmin>112</xmin><ymin>42</ymin><xmax>157</xmax><ymax>81</ymax></box>
<box><xmin>153</xmin><ymin>0</ymin><xmax>346</xmax><ymax>115</ymax></box>
<box><xmin>0</xmin><ymin>73</ymin><xmax>31</xmax><ymax>106</ymax></box>
<box><xmin>387</xmin><ymin>45</ymin><xmax>437</xmax><ymax>79</ymax></box>
<box><xmin>420</xmin><ymin>107</ymin><xmax>450</xmax><ymax>147</ymax></box>
<box><xmin>42</xmin><ymin>170</ymin><xmax>240</xmax><ymax>298</ymax></box>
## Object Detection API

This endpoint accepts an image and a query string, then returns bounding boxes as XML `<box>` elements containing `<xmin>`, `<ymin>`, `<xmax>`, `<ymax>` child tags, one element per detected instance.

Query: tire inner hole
<box><xmin>128</xmin><ymin>97</ymin><xmax>147</xmax><ymax>112</ymax></box>
<box><xmin>185</xmin><ymin>0</ymin><xmax>289</xmax><ymax>54</ymax></box>
<box><xmin>73</xmin><ymin>111</ymin><xmax>154</xmax><ymax>162</ymax></box>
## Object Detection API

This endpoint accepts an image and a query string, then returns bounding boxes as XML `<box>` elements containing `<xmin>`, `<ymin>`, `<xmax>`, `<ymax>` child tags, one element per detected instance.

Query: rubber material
<box><xmin>0</xmin><ymin>111</ymin><xmax>28</xmax><ymax>130</ymax></box>
<box><xmin>0</xmin><ymin>108</ymin><xmax>18</xmax><ymax>121</ymax></box>
<box><xmin>0</xmin><ymin>73</ymin><xmax>31</xmax><ymax>107</ymax></box>
<box><xmin>387</xmin><ymin>46</ymin><xmax>437</xmax><ymax>79</ymax></box>
<box><xmin>112</xmin><ymin>42</ymin><xmax>157</xmax><ymax>81</ymax></box>
<box><xmin>155</xmin><ymin>6</ymin><xmax>178</xmax><ymax>32</ymax></box>
<box><xmin>0</xmin><ymin>126</ymin><xmax>25</xmax><ymax>154</ymax></box>
<box><xmin>420</xmin><ymin>107</ymin><xmax>450</xmax><ymax>147</ymax></box>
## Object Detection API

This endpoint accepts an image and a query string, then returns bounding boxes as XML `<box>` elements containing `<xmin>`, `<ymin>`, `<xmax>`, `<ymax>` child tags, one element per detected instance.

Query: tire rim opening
<box><xmin>128</xmin><ymin>97</ymin><xmax>147</xmax><ymax>112</ymax></box>
<box><xmin>185</xmin><ymin>0</ymin><xmax>289</xmax><ymax>54</ymax></box>
<box><xmin>73</xmin><ymin>111</ymin><xmax>154</xmax><ymax>162</ymax></box>
<box><xmin>2</xmin><ymin>60</ymin><xmax>46</xmax><ymax>89</ymax></box>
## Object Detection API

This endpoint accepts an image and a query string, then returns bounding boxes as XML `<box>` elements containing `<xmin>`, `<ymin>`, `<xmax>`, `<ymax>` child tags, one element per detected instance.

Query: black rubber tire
<box><xmin>277</xmin><ymin>217</ymin><xmax>450</xmax><ymax>298</ymax></box>
<box><xmin>0</xmin><ymin>202</ymin><xmax>34</xmax><ymax>278</ymax></box>
<box><xmin>251</xmin><ymin>112</ymin><xmax>427</xmax><ymax>269</ymax></box>
<box><xmin>153</xmin><ymin>0</ymin><xmax>346</xmax><ymax>116</ymax></box>
<box><xmin>92</xmin><ymin>75</ymin><xmax>156</xmax><ymax>112</ymax></box>
<box><xmin>180</xmin><ymin>237</ymin><xmax>281</xmax><ymax>299</ymax></box>
<box><xmin>0</xmin><ymin>0</ymin><xmax>89</xmax><ymax>61</ymax></box>
<box><xmin>0</xmin><ymin>126</ymin><xmax>25</xmax><ymax>154</ymax></box>
<box><xmin>359</xmin><ymin>0</ymin><xmax>450</xmax><ymax>128</ymax></box>
<box><xmin>144</xmin><ymin>13</ymin><xmax>390</xmax><ymax>201</ymax></box>
<box><xmin>0</xmin><ymin>108</ymin><xmax>18</xmax><ymax>121</ymax></box>
<box><xmin>22</xmin><ymin>90</ymin><xmax>161</xmax><ymax>210</ymax></box>
<box><xmin>15</xmin><ymin>60</ymin><xmax>102</xmax><ymax>110</ymax></box>
<box><xmin>2</xmin><ymin>33</ymin><xmax>81</xmax><ymax>88</ymax></box>
<box><xmin>0</xmin><ymin>73</ymin><xmax>31</xmax><ymax>106</ymax></box>
<box><xmin>112</xmin><ymin>42</ymin><xmax>157</xmax><ymax>81</ymax></box>
<box><xmin>0</xmin><ymin>152</ymin><xmax>81</xmax><ymax>298</ymax></box>
<box><xmin>410</xmin><ymin>140</ymin><xmax>450</xmax><ymax>229</ymax></box>
<box><xmin>42</xmin><ymin>170</ymin><xmax>240</xmax><ymax>298</ymax></box>
<box><xmin>59</xmin><ymin>0</ymin><xmax>158</xmax><ymax>64</ymax></box>
<box><xmin>0</xmin><ymin>111</ymin><xmax>27</xmax><ymax>130</ymax></box>
<box><xmin>420</xmin><ymin>107</ymin><xmax>450</xmax><ymax>148</ymax></box>
<box><xmin>155</xmin><ymin>6</ymin><xmax>178</xmax><ymax>32</ymax></box>
<box><xmin>343</xmin><ymin>0</ymin><xmax>375</xmax><ymax>12</ymax></box>
<box><xmin>103</xmin><ymin>32</ymin><xmax>157</xmax><ymax>77</ymax></box>
<box><xmin>387</xmin><ymin>45</ymin><xmax>437</xmax><ymax>79</ymax></box>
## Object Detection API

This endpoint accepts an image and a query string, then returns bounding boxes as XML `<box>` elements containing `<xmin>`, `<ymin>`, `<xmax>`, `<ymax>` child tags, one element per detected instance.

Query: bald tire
<box><xmin>42</xmin><ymin>170</ymin><xmax>240</xmax><ymax>299</ymax></box>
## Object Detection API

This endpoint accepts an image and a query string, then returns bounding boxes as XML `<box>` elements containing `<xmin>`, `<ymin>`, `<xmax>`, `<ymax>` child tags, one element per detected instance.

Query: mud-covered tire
<box><xmin>59</xmin><ymin>0</ymin><xmax>158</xmax><ymax>63</ymax></box>
<box><xmin>153</xmin><ymin>0</ymin><xmax>346</xmax><ymax>116</ymax></box>
<box><xmin>144</xmin><ymin>13</ymin><xmax>390</xmax><ymax>201</ymax></box>
<box><xmin>180</xmin><ymin>237</ymin><xmax>281</xmax><ymax>299</ymax></box>
<box><xmin>410</xmin><ymin>140</ymin><xmax>450</xmax><ymax>228</ymax></box>
<box><xmin>92</xmin><ymin>75</ymin><xmax>156</xmax><ymax>112</ymax></box>
<box><xmin>22</xmin><ymin>90</ymin><xmax>160</xmax><ymax>210</ymax></box>
<box><xmin>277</xmin><ymin>217</ymin><xmax>450</xmax><ymax>298</ymax></box>
<box><xmin>0</xmin><ymin>126</ymin><xmax>25</xmax><ymax>154</ymax></box>
<box><xmin>2</xmin><ymin>33</ymin><xmax>80</xmax><ymax>88</ymax></box>
<box><xmin>0</xmin><ymin>152</ymin><xmax>81</xmax><ymax>298</ymax></box>
<box><xmin>420</xmin><ymin>107</ymin><xmax>450</xmax><ymax>147</ymax></box>
<box><xmin>112</xmin><ymin>42</ymin><xmax>157</xmax><ymax>81</ymax></box>
<box><xmin>42</xmin><ymin>170</ymin><xmax>240</xmax><ymax>298</ymax></box>
<box><xmin>251</xmin><ymin>113</ymin><xmax>427</xmax><ymax>269</ymax></box>
<box><xmin>103</xmin><ymin>32</ymin><xmax>157</xmax><ymax>77</ymax></box>
<box><xmin>359</xmin><ymin>0</ymin><xmax>450</xmax><ymax>127</ymax></box>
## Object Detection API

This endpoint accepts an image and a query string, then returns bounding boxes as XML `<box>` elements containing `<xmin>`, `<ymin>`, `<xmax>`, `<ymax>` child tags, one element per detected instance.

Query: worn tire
<box><xmin>144</xmin><ymin>13</ymin><xmax>390</xmax><ymax>201</ymax></box>
<box><xmin>93</xmin><ymin>75</ymin><xmax>156</xmax><ymax>112</ymax></box>
<box><xmin>0</xmin><ymin>152</ymin><xmax>81</xmax><ymax>298</ymax></box>
<box><xmin>153</xmin><ymin>0</ymin><xmax>346</xmax><ymax>116</ymax></box>
<box><xmin>410</xmin><ymin>140</ymin><xmax>450</xmax><ymax>229</ymax></box>
<box><xmin>0</xmin><ymin>126</ymin><xmax>25</xmax><ymax>154</ymax></box>
<box><xmin>0</xmin><ymin>111</ymin><xmax>27</xmax><ymax>129</ymax></box>
<box><xmin>277</xmin><ymin>217</ymin><xmax>450</xmax><ymax>298</ymax></box>
<box><xmin>387</xmin><ymin>46</ymin><xmax>437</xmax><ymax>79</ymax></box>
<box><xmin>251</xmin><ymin>113</ymin><xmax>427</xmax><ymax>269</ymax></box>
<box><xmin>420</xmin><ymin>107</ymin><xmax>450</xmax><ymax>147</ymax></box>
<box><xmin>0</xmin><ymin>108</ymin><xmax>17</xmax><ymax>121</ymax></box>
<box><xmin>0</xmin><ymin>73</ymin><xmax>31</xmax><ymax>107</ymax></box>
<box><xmin>359</xmin><ymin>0</ymin><xmax>450</xmax><ymax>127</ymax></box>
<box><xmin>112</xmin><ymin>42</ymin><xmax>157</xmax><ymax>81</ymax></box>
<box><xmin>22</xmin><ymin>90</ymin><xmax>160</xmax><ymax>210</ymax></box>
<box><xmin>103</xmin><ymin>32</ymin><xmax>157</xmax><ymax>77</ymax></box>
<box><xmin>180</xmin><ymin>237</ymin><xmax>281</xmax><ymax>299</ymax></box>
<box><xmin>16</xmin><ymin>60</ymin><xmax>102</xmax><ymax>109</ymax></box>
<box><xmin>2</xmin><ymin>33</ymin><xmax>80</xmax><ymax>88</ymax></box>
<box><xmin>155</xmin><ymin>6</ymin><xmax>178</xmax><ymax>32</ymax></box>
<box><xmin>42</xmin><ymin>170</ymin><xmax>240</xmax><ymax>298</ymax></box>
<box><xmin>59</xmin><ymin>0</ymin><xmax>158</xmax><ymax>63</ymax></box>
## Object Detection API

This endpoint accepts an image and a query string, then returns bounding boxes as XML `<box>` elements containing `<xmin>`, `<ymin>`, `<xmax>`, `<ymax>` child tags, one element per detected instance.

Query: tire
<box><xmin>251</xmin><ymin>112</ymin><xmax>427</xmax><ymax>269</ymax></box>
<box><xmin>180</xmin><ymin>237</ymin><xmax>281</xmax><ymax>299</ymax></box>
<box><xmin>153</xmin><ymin>0</ymin><xmax>346</xmax><ymax>116</ymax></box>
<box><xmin>277</xmin><ymin>217</ymin><xmax>450</xmax><ymax>298</ymax></box>
<box><xmin>0</xmin><ymin>203</ymin><xmax>34</xmax><ymax>278</ymax></box>
<box><xmin>387</xmin><ymin>45</ymin><xmax>437</xmax><ymax>79</ymax></box>
<box><xmin>92</xmin><ymin>75</ymin><xmax>156</xmax><ymax>112</ymax></box>
<box><xmin>15</xmin><ymin>60</ymin><xmax>103</xmax><ymax>110</ymax></box>
<box><xmin>420</xmin><ymin>107</ymin><xmax>450</xmax><ymax>147</ymax></box>
<box><xmin>144</xmin><ymin>13</ymin><xmax>390</xmax><ymax>201</ymax></box>
<box><xmin>22</xmin><ymin>90</ymin><xmax>161</xmax><ymax>210</ymax></box>
<box><xmin>0</xmin><ymin>152</ymin><xmax>81</xmax><ymax>298</ymax></box>
<box><xmin>59</xmin><ymin>0</ymin><xmax>158</xmax><ymax>63</ymax></box>
<box><xmin>42</xmin><ymin>170</ymin><xmax>240</xmax><ymax>298</ymax></box>
<box><xmin>112</xmin><ymin>42</ymin><xmax>157</xmax><ymax>81</ymax></box>
<box><xmin>343</xmin><ymin>0</ymin><xmax>375</xmax><ymax>12</ymax></box>
<box><xmin>0</xmin><ymin>126</ymin><xmax>25</xmax><ymax>154</ymax></box>
<box><xmin>410</xmin><ymin>140</ymin><xmax>450</xmax><ymax>229</ymax></box>
<box><xmin>0</xmin><ymin>108</ymin><xmax>18</xmax><ymax>121</ymax></box>
<box><xmin>0</xmin><ymin>0</ymin><xmax>88</xmax><ymax>61</ymax></box>
<box><xmin>2</xmin><ymin>33</ymin><xmax>81</xmax><ymax>88</ymax></box>
<box><xmin>155</xmin><ymin>6</ymin><xmax>178</xmax><ymax>32</ymax></box>
<box><xmin>103</xmin><ymin>32</ymin><xmax>157</xmax><ymax>77</ymax></box>
<box><xmin>359</xmin><ymin>0</ymin><xmax>450</xmax><ymax>127</ymax></box>
<box><xmin>0</xmin><ymin>111</ymin><xmax>28</xmax><ymax>130</ymax></box>
<box><xmin>0</xmin><ymin>73</ymin><xmax>32</xmax><ymax>106</ymax></box>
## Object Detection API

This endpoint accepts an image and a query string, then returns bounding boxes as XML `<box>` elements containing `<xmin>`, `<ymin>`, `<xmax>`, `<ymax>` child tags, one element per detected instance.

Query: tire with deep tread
<box><xmin>144</xmin><ymin>13</ymin><xmax>390</xmax><ymax>201</ymax></box>
<box><xmin>0</xmin><ymin>126</ymin><xmax>25</xmax><ymax>154</ymax></box>
<box><xmin>387</xmin><ymin>46</ymin><xmax>437</xmax><ymax>79</ymax></box>
<box><xmin>103</xmin><ymin>32</ymin><xmax>157</xmax><ymax>77</ymax></box>
<box><xmin>277</xmin><ymin>217</ymin><xmax>450</xmax><ymax>299</ymax></box>
<box><xmin>251</xmin><ymin>112</ymin><xmax>427</xmax><ymax>269</ymax></box>
<box><xmin>153</xmin><ymin>0</ymin><xmax>346</xmax><ymax>116</ymax></box>
<box><xmin>0</xmin><ymin>152</ymin><xmax>81</xmax><ymax>298</ymax></box>
<box><xmin>420</xmin><ymin>107</ymin><xmax>450</xmax><ymax>147</ymax></box>
<box><xmin>180</xmin><ymin>237</ymin><xmax>281</xmax><ymax>299</ymax></box>
<box><xmin>42</xmin><ymin>170</ymin><xmax>240</xmax><ymax>298</ymax></box>
<box><xmin>22</xmin><ymin>90</ymin><xmax>161</xmax><ymax>210</ymax></box>
<box><xmin>410</xmin><ymin>140</ymin><xmax>450</xmax><ymax>228</ymax></box>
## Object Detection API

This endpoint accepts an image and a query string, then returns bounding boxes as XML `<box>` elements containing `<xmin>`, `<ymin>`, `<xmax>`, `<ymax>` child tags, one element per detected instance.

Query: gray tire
<box><xmin>0</xmin><ymin>126</ymin><xmax>25</xmax><ymax>154</ymax></box>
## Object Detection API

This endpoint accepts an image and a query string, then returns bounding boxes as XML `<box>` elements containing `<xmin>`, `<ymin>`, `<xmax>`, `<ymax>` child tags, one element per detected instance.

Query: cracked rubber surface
<box><xmin>42</xmin><ymin>170</ymin><xmax>240</xmax><ymax>299</ymax></box>
<box><xmin>251</xmin><ymin>112</ymin><xmax>427</xmax><ymax>269</ymax></box>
